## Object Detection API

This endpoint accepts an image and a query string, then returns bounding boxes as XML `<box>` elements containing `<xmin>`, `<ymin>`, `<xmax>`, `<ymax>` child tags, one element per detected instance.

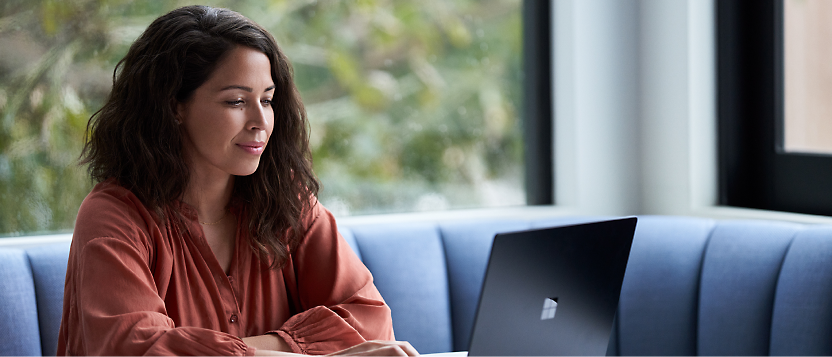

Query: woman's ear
<box><xmin>174</xmin><ymin>101</ymin><xmax>186</xmax><ymax>125</ymax></box>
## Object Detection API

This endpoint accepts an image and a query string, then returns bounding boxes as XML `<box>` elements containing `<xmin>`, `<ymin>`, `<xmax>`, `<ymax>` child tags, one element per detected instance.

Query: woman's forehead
<box><xmin>203</xmin><ymin>46</ymin><xmax>274</xmax><ymax>91</ymax></box>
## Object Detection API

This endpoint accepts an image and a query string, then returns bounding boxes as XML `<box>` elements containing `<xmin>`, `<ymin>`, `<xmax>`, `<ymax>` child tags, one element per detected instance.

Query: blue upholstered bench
<box><xmin>3</xmin><ymin>215</ymin><xmax>832</xmax><ymax>356</ymax></box>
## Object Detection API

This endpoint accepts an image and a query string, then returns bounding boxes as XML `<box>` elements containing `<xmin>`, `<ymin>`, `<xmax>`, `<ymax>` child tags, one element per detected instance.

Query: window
<box><xmin>0</xmin><ymin>0</ymin><xmax>550</xmax><ymax>236</ymax></box>
<box><xmin>782</xmin><ymin>0</ymin><xmax>832</xmax><ymax>154</ymax></box>
<box><xmin>719</xmin><ymin>0</ymin><xmax>832</xmax><ymax>216</ymax></box>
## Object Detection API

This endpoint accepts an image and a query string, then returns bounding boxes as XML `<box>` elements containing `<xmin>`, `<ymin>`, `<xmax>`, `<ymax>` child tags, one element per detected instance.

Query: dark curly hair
<box><xmin>80</xmin><ymin>5</ymin><xmax>320</xmax><ymax>268</ymax></box>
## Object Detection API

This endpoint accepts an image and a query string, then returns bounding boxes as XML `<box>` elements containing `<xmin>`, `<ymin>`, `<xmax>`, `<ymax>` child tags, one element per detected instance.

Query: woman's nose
<box><xmin>248</xmin><ymin>105</ymin><xmax>270</xmax><ymax>131</ymax></box>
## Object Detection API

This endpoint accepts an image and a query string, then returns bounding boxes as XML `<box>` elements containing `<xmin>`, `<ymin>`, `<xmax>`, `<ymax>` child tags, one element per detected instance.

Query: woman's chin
<box><xmin>232</xmin><ymin>164</ymin><xmax>261</xmax><ymax>177</ymax></box>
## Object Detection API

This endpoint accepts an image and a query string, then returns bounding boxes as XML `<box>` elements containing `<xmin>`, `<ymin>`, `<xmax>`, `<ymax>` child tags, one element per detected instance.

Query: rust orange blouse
<box><xmin>57</xmin><ymin>181</ymin><xmax>394</xmax><ymax>356</ymax></box>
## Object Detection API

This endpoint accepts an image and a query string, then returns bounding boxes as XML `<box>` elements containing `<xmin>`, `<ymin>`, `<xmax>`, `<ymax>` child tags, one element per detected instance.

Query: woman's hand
<box><xmin>243</xmin><ymin>335</ymin><xmax>417</xmax><ymax>356</ymax></box>
<box><xmin>327</xmin><ymin>340</ymin><xmax>419</xmax><ymax>356</ymax></box>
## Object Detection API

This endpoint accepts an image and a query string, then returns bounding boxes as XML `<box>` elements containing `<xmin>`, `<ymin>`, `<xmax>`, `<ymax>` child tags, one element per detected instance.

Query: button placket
<box><xmin>225</xmin><ymin>275</ymin><xmax>241</xmax><ymax>326</ymax></box>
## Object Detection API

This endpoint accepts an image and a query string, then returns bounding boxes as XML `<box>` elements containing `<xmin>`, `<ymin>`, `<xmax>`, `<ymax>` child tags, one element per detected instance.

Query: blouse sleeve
<box><xmin>273</xmin><ymin>201</ymin><xmax>395</xmax><ymax>355</ymax></box>
<box><xmin>60</xmin><ymin>188</ymin><xmax>254</xmax><ymax>356</ymax></box>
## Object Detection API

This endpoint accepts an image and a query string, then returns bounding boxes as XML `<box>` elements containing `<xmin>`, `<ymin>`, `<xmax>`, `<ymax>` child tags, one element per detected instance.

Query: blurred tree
<box><xmin>0</xmin><ymin>0</ymin><xmax>522</xmax><ymax>235</ymax></box>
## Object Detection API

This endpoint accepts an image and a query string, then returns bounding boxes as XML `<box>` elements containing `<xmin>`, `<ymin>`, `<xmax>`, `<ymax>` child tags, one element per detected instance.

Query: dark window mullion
<box><xmin>720</xmin><ymin>0</ymin><xmax>832</xmax><ymax>216</ymax></box>
<box><xmin>522</xmin><ymin>0</ymin><xmax>553</xmax><ymax>205</ymax></box>
<box><xmin>718</xmin><ymin>0</ymin><xmax>777</xmax><ymax>210</ymax></box>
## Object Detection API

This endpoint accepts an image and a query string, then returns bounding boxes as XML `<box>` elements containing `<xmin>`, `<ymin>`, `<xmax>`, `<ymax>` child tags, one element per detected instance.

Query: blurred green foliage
<box><xmin>0</xmin><ymin>0</ymin><xmax>523</xmax><ymax>235</ymax></box>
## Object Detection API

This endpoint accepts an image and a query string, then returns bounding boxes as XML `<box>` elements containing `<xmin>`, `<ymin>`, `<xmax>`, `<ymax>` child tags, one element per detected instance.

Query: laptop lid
<box><xmin>467</xmin><ymin>217</ymin><xmax>637</xmax><ymax>356</ymax></box>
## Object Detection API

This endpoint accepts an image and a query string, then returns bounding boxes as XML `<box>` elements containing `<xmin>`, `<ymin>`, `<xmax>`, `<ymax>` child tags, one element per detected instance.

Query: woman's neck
<box><xmin>183</xmin><ymin>174</ymin><xmax>235</xmax><ymax>223</ymax></box>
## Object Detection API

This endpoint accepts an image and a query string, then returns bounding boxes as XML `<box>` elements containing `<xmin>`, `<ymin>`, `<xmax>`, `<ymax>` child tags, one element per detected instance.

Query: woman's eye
<box><xmin>226</xmin><ymin>100</ymin><xmax>244</xmax><ymax>106</ymax></box>
<box><xmin>261</xmin><ymin>99</ymin><xmax>272</xmax><ymax>107</ymax></box>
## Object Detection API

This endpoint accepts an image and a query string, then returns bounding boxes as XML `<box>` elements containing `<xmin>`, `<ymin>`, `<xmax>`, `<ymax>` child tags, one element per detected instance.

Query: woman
<box><xmin>58</xmin><ymin>5</ymin><xmax>417</xmax><ymax>356</ymax></box>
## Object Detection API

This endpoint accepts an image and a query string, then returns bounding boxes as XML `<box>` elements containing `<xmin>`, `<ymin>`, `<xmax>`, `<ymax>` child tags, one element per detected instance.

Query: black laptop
<box><xmin>466</xmin><ymin>217</ymin><xmax>637</xmax><ymax>356</ymax></box>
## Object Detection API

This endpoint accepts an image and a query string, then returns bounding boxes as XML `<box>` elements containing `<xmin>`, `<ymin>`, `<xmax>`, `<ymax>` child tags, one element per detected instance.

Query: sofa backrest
<box><xmin>611</xmin><ymin>216</ymin><xmax>832</xmax><ymax>356</ymax></box>
<box><xmin>0</xmin><ymin>243</ymin><xmax>70</xmax><ymax>357</ymax></box>
<box><xmin>4</xmin><ymin>216</ymin><xmax>832</xmax><ymax>356</ymax></box>
<box><xmin>342</xmin><ymin>216</ymin><xmax>832</xmax><ymax>355</ymax></box>
<box><xmin>338</xmin><ymin>216</ymin><xmax>604</xmax><ymax>354</ymax></box>
<box><xmin>26</xmin><ymin>244</ymin><xmax>71</xmax><ymax>357</ymax></box>
<box><xmin>0</xmin><ymin>248</ymin><xmax>43</xmax><ymax>356</ymax></box>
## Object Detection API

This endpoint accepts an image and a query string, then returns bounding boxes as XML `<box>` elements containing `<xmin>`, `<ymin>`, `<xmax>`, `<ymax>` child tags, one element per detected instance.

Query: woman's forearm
<box><xmin>243</xmin><ymin>334</ymin><xmax>300</xmax><ymax>356</ymax></box>
<box><xmin>242</xmin><ymin>335</ymin><xmax>419</xmax><ymax>356</ymax></box>
<box><xmin>254</xmin><ymin>349</ymin><xmax>303</xmax><ymax>357</ymax></box>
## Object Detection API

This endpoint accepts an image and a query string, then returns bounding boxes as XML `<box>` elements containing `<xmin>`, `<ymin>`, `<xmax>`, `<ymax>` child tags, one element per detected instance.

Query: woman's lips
<box><xmin>236</xmin><ymin>141</ymin><xmax>265</xmax><ymax>155</ymax></box>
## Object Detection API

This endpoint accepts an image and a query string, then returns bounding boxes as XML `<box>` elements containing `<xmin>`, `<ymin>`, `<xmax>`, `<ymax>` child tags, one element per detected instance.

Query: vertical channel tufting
<box><xmin>0</xmin><ymin>248</ymin><xmax>43</xmax><ymax>356</ymax></box>
<box><xmin>438</xmin><ymin>219</ymin><xmax>530</xmax><ymax>351</ymax></box>
<box><xmin>616</xmin><ymin>216</ymin><xmax>714</xmax><ymax>356</ymax></box>
<box><xmin>691</xmin><ymin>221</ymin><xmax>717</xmax><ymax>357</ymax></box>
<box><xmin>769</xmin><ymin>227</ymin><xmax>832</xmax><ymax>355</ymax></box>
<box><xmin>349</xmin><ymin>223</ymin><xmax>453</xmax><ymax>354</ymax></box>
<box><xmin>765</xmin><ymin>230</ymin><xmax>798</xmax><ymax>356</ymax></box>
<box><xmin>26</xmin><ymin>242</ymin><xmax>71</xmax><ymax>357</ymax></box>
<box><xmin>696</xmin><ymin>221</ymin><xmax>800</xmax><ymax>356</ymax></box>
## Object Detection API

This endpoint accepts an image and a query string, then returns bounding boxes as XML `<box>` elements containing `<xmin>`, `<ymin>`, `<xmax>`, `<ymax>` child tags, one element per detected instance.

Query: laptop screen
<box><xmin>467</xmin><ymin>217</ymin><xmax>637</xmax><ymax>356</ymax></box>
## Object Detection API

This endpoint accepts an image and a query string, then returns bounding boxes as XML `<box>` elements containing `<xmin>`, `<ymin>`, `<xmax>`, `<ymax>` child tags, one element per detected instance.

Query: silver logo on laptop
<box><xmin>540</xmin><ymin>297</ymin><xmax>558</xmax><ymax>320</ymax></box>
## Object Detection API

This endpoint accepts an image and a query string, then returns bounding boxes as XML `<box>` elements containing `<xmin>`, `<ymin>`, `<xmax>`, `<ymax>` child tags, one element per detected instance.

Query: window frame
<box><xmin>522</xmin><ymin>0</ymin><xmax>554</xmax><ymax>206</ymax></box>
<box><xmin>718</xmin><ymin>0</ymin><xmax>832</xmax><ymax>216</ymax></box>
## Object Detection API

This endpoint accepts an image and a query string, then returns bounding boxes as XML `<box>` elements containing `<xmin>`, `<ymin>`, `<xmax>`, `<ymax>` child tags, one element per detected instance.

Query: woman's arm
<box><xmin>328</xmin><ymin>341</ymin><xmax>419</xmax><ymax>356</ymax></box>
<box><xmin>243</xmin><ymin>335</ymin><xmax>418</xmax><ymax>356</ymax></box>
<box><xmin>268</xmin><ymin>201</ymin><xmax>402</xmax><ymax>354</ymax></box>
<box><xmin>244</xmin><ymin>334</ymin><xmax>292</xmax><ymax>352</ymax></box>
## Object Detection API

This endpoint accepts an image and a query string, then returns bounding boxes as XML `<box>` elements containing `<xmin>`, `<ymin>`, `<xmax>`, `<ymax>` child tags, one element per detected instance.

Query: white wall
<box><xmin>638</xmin><ymin>0</ymin><xmax>715</xmax><ymax>216</ymax></box>
<box><xmin>554</xmin><ymin>0</ymin><xmax>641</xmax><ymax>216</ymax></box>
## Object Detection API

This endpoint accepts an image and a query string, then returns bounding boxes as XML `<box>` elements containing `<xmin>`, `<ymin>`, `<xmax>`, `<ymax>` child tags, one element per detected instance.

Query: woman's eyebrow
<box><xmin>219</xmin><ymin>85</ymin><xmax>276</xmax><ymax>92</ymax></box>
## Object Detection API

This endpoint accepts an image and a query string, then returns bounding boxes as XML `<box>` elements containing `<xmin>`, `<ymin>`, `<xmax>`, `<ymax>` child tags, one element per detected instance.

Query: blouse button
<box><xmin>230</xmin><ymin>314</ymin><xmax>238</xmax><ymax>323</ymax></box>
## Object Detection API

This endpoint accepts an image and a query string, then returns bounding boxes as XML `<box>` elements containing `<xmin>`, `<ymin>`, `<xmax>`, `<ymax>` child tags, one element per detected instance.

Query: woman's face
<box><xmin>177</xmin><ymin>45</ymin><xmax>275</xmax><ymax>180</ymax></box>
